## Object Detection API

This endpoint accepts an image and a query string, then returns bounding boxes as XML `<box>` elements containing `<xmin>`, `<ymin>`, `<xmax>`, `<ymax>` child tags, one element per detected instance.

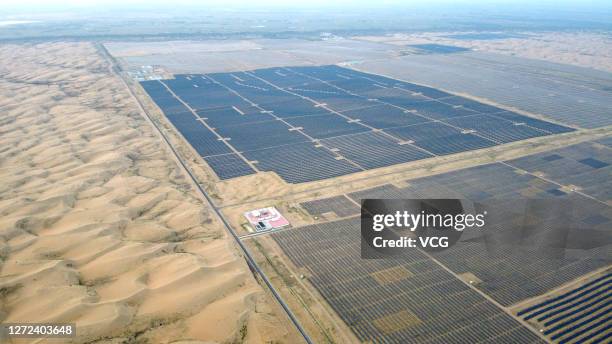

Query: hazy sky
<box><xmin>2</xmin><ymin>0</ymin><xmax>610</xmax><ymax>37</ymax></box>
<box><xmin>2</xmin><ymin>0</ymin><xmax>611</xmax><ymax>19</ymax></box>
<box><xmin>4</xmin><ymin>0</ymin><xmax>611</xmax><ymax>8</ymax></box>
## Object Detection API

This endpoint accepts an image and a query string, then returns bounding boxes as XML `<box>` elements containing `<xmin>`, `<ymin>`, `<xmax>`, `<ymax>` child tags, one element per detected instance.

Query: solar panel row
<box><xmin>445</xmin><ymin>114</ymin><xmax>550</xmax><ymax>144</ymax></box>
<box><xmin>320</xmin><ymin>131</ymin><xmax>433</xmax><ymax>170</ymax></box>
<box><xmin>195</xmin><ymin>106</ymin><xmax>274</xmax><ymax>128</ymax></box>
<box><xmin>300</xmin><ymin>195</ymin><xmax>360</xmax><ymax>218</ymax></box>
<box><xmin>518</xmin><ymin>273</ymin><xmax>611</xmax><ymax>344</ymax></box>
<box><xmin>165</xmin><ymin>113</ymin><xmax>233</xmax><ymax>157</ymax></box>
<box><xmin>242</xmin><ymin>142</ymin><xmax>361</xmax><ymax>184</ymax></box>
<box><xmin>140</xmin><ymin>79</ymin><xmax>259</xmax><ymax>178</ymax></box>
<box><xmin>285</xmin><ymin>113</ymin><xmax>369</xmax><ymax>139</ymax></box>
<box><xmin>386</xmin><ymin>122</ymin><xmax>497</xmax><ymax>155</ymax></box>
<box><xmin>340</xmin><ymin>104</ymin><xmax>429</xmax><ymax>129</ymax></box>
<box><xmin>203</xmin><ymin>153</ymin><xmax>255</xmax><ymax>179</ymax></box>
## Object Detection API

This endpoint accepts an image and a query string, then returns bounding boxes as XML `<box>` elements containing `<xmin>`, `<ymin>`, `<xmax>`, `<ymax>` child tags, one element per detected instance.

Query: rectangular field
<box><xmin>140</xmin><ymin>65</ymin><xmax>574</xmax><ymax>183</ymax></box>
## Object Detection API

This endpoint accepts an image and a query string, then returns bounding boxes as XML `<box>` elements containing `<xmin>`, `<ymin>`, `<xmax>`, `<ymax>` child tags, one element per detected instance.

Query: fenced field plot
<box><xmin>140</xmin><ymin>65</ymin><xmax>574</xmax><ymax>183</ymax></box>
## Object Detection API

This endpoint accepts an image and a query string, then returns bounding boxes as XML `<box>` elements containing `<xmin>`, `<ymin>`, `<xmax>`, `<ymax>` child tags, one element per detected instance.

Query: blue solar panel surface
<box><xmin>140</xmin><ymin>66</ymin><xmax>575</xmax><ymax>183</ymax></box>
<box><xmin>277</xmin><ymin>141</ymin><xmax>611</xmax><ymax>342</ymax></box>
<box><xmin>243</xmin><ymin>142</ymin><xmax>361</xmax><ymax>183</ymax></box>
<box><xmin>506</xmin><ymin>140</ymin><xmax>612</xmax><ymax>202</ymax></box>
<box><xmin>518</xmin><ymin>273</ymin><xmax>611</xmax><ymax>344</ymax></box>
<box><xmin>203</xmin><ymin>153</ymin><xmax>256</xmax><ymax>179</ymax></box>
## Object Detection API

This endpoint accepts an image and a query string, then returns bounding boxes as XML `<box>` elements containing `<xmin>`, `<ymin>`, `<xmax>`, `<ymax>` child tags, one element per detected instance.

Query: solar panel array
<box><xmin>284</xmin><ymin>140</ymin><xmax>611</xmax><ymax>332</ymax></box>
<box><xmin>348</xmin><ymin>143</ymin><xmax>612</xmax><ymax>305</ymax></box>
<box><xmin>518</xmin><ymin>273</ymin><xmax>611</xmax><ymax>344</ymax></box>
<box><xmin>141</xmin><ymin>65</ymin><xmax>574</xmax><ymax>183</ymax></box>
<box><xmin>272</xmin><ymin>218</ymin><xmax>544</xmax><ymax>344</ymax></box>
<box><xmin>505</xmin><ymin>140</ymin><xmax>612</xmax><ymax>203</ymax></box>
<box><xmin>300</xmin><ymin>195</ymin><xmax>360</xmax><ymax>218</ymax></box>
<box><xmin>359</xmin><ymin>52</ymin><xmax>612</xmax><ymax>128</ymax></box>
<box><xmin>140</xmin><ymin>78</ymin><xmax>255</xmax><ymax>180</ymax></box>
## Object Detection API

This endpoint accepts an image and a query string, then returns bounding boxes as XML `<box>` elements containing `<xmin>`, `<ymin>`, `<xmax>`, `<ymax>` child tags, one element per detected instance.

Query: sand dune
<box><xmin>0</xmin><ymin>42</ymin><xmax>293</xmax><ymax>343</ymax></box>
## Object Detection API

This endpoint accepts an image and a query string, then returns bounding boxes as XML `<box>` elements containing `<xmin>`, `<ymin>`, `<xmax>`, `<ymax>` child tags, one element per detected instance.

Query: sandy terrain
<box><xmin>355</xmin><ymin>32</ymin><xmax>612</xmax><ymax>73</ymax></box>
<box><xmin>0</xmin><ymin>42</ymin><xmax>294</xmax><ymax>343</ymax></box>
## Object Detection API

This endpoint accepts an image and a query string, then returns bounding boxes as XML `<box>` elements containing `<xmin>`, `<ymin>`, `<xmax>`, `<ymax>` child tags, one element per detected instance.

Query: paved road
<box><xmin>96</xmin><ymin>43</ymin><xmax>314</xmax><ymax>344</ymax></box>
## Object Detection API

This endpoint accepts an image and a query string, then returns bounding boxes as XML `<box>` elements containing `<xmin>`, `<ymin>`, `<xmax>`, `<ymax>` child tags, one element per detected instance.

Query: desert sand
<box><xmin>0</xmin><ymin>42</ymin><xmax>293</xmax><ymax>343</ymax></box>
<box><xmin>356</xmin><ymin>32</ymin><xmax>612</xmax><ymax>73</ymax></box>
